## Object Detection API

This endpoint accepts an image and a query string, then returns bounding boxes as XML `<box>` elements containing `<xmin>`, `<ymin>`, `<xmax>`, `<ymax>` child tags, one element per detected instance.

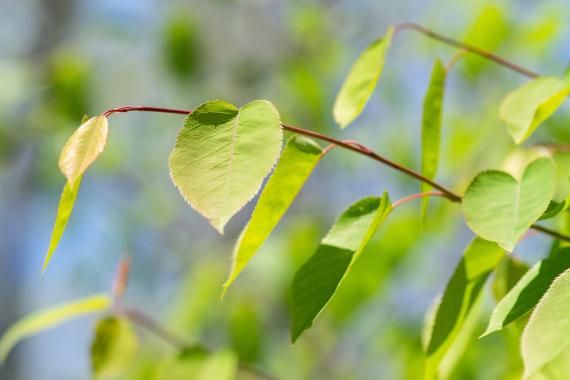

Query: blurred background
<box><xmin>1</xmin><ymin>0</ymin><xmax>570</xmax><ymax>379</ymax></box>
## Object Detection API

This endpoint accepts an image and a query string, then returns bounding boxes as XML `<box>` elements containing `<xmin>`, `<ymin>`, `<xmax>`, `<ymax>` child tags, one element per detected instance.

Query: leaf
<box><xmin>332</xmin><ymin>26</ymin><xmax>394</xmax><ymax>128</ymax></box>
<box><xmin>0</xmin><ymin>294</ymin><xmax>110</xmax><ymax>363</ymax></box>
<box><xmin>290</xmin><ymin>194</ymin><xmax>392</xmax><ymax>343</ymax></box>
<box><xmin>492</xmin><ymin>255</ymin><xmax>529</xmax><ymax>302</ymax></box>
<box><xmin>222</xmin><ymin>135</ymin><xmax>322</xmax><ymax>294</ymax></box>
<box><xmin>522</xmin><ymin>268</ymin><xmax>570</xmax><ymax>377</ymax></box>
<box><xmin>421</xmin><ymin>59</ymin><xmax>447</xmax><ymax>217</ymax></box>
<box><xmin>462</xmin><ymin>157</ymin><xmax>556</xmax><ymax>251</ymax></box>
<box><xmin>156</xmin><ymin>349</ymin><xmax>237</xmax><ymax>380</ymax></box>
<box><xmin>499</xmin><ymin>77</ymin><xmax>570</xmax><ymax>144</ymax></box>
<box><xmin>483</xmin><ymin>248</ymin><xmax>570</xmax><ymax>337</ymax></box>
<box><xmin>59</xmin><ymin>115</ymin><xmax>109</xmax><ymax>183</ymax></box>
<box><xmin>424</xmin><ymin>238</ymin><xmax>503</xmax><ymax>380</ymax></box>
<box><xmin>91</xmin><ymin>316</ymin><xmax>138</xmax><ymax>378</ymax></box>
<box><xmin>539</xmin><ymin>197</ymin><xmax>570</xmax><ymax>220</ymax></box>
<box><xmin>196</xmin><ymin>350</ymin><xmax>237</xmax><ymax>380</ymax></box>
<box><xmin>42</xmin><ymin>176</ymin><xmax>82</xmax><ymax>273</ymax></box>
<box><xmin>168</xmin><ymin>100</ymin><xmax>283</xmax><ymax>233</ymax></box>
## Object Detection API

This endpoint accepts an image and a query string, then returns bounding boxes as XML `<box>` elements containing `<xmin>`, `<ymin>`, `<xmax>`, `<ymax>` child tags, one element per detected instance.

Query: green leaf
<box><xmin>0</xmin><ymin>294</ymin><xmax>110</xmax><ymax>363</ymax></box>
<box><xmin>462</xmin><ymin>157</ymin><xmax>556</xmax><ymax>251</ymax></box>
<box><xmin>59</xmin><ymin>115</ymin><xmax>109</xmax><ymax>183</ymax></box>
<box><xmin>156</xmin><ymin>349</ymin><xmax>237</xmax><ymax>380</ymax></box>
<box><xmin>424</xmin><ymin>238</ymin><xmax>503</xmax><ymax>380</ymax></box>
<box><xmin>168</xmin><ymin>100</ymin><xmax>283</xmax><ymax>233</ymax></box>
<box><xmin>522</xmin><ymin>268</ymin><xmax>570</xmax><ymax>377</ymax></box>
<box><xmin>332</xmin><ymin>26</ymin><xmax>394</xmax><ymax>128</ymax></box>
<box><xmin>539</xmin><ymin>196</ymin><xmax>570</xmax><ymax>220</ymax></box>
<box><xmin>222</xmin><ymin>135</ymin><xmax>322</xmax><ymax>294</ymax></box>
<box><xmin>492</xmin><ymin>255</ymin><xmax>530</xmax><ymax>302</ymax></box>
<box><xmin>421</xmin><ymin>59</ymin><xmax>447</xmax><ymax>217</ymax></box>
<box><xmin>42</xmin><ymin>176</ymin><xmax>82</xmax><ymax>273</ymax></box>
<box><xmin>196</xmin><ymin>350</ymin><xmax>237</xmax><ymax>380</ymax></box>
<box><xmin>291</xmin><ymin>194</ymin><xmax>392</xmax><ymax>343</ymax></box>
<box><xmin>499</xmin><ymin>77</ymin><xmax>570</xmax><ymax>144</ymax></box>
<box><xmin>91</xmin><ymin>316</ymin><xmax>138</xmax><ymax>378</ymax></box>
<box><xmin>483</xmin><ymin>249</ymin><xmax>570</xmax><ymax>337</ymax></box>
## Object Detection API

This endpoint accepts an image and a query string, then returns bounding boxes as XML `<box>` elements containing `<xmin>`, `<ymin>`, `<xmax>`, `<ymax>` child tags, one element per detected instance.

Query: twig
<box><xmin>392</xmin><ymin>191</ymin><xmax>446</xmax><ymax>208</ymax></box>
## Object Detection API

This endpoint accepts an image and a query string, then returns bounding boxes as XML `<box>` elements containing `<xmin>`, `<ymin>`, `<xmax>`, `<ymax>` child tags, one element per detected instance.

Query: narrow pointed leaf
<box><xmin>0</xmin><ymin>294</ymin><xmax>110</xmax><ymax>363</ymax></box>
<box><xmin>291</xmin><ymin>194</ymin><xmax>392</xmax><ymax>343</ymax></box>
<box><xmin>462</xmin><ymin>157</ymin><xmax>556</xmax><ymax>251</ymax></box>
<box><xmin>483</xmin><ymin>248</ymin><xmax>570</xmax><ymax>337</ymax></box>
<box><xmin>59</xmin><ymin>115</ymin><xmax>109</xmax><ymax>183</ymax></box>
<box><xmin>169</xmin><ymin>100</ymin><xmax>283</xmax><ymax>233</ymax></box>
<box><xmin>91</xmin><ymin>316</ymin><xmax>138</xmax><ymax>378</ymax></box>
<box><xmin>421</xmin><ymin>59</ymin><xmax>447</xmax><ymax>217</ymax></box>
<box><xmin>223</xmin><ymin>135</ymin><xmax>322</xmax><ymax>295</ymax></box>
<box><xmin>522</xmin><ymin>268</ymin><xmax>570</xmax><ymax>377</ymax></box>
<box><xmin>42</xmin><ymin>176</ymin><xmax>82</xmax><ymax>272</ymax></box>
<box><xmin>424</xmin><ymin>238</ymin><xmax>503</xmax><ymax>380</ymax></box>
<box><xmin>500</xmin><ymin>77</ymin><xmax>570</xmax><ymax>144</ymax></box>
<box><xmin>333</xmin><ymin>27</ymin><xmax>394</xmax><ymax>128</ymax></box>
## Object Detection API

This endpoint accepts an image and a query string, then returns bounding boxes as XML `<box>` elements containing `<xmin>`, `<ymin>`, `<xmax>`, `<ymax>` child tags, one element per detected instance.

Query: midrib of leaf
<box><xmin>224</xmin><ymin>112</ymin><xmax>240</xmax><ymax>215</ymax></box>
<box><xmin>510</xmin><ymin>180</ymin><xmax>522</xmax><ymax>248</ymax></box>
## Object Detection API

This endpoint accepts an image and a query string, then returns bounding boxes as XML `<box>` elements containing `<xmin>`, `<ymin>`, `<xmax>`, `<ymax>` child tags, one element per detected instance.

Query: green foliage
<box><xmin>0</xmin><ymin>294</ymin><xmax>110</xmax><ymax>362</ymax></box>
<box><xmin>484</xmin><ymin>249</ymin><xmax>570</xmax><ymax>336</ymax></box>
<box><xmin>462</xmin><ymin>157</ymin><xmax>556</xmax><ymax>251</ymax></box>
<box><xmin>156</xmin><ymin>349</ymin><xmax>237</xmax><ymax>380</ymax></box>
<box><xmin>223</xmin><ymin>135</ymin><xmax>322</xmax><ymax>294</ymax></box>
<box><xmin>333</xmin><ymin>26</ymin><xmax>394</xmax><ymax>128</ymax></box>
<box><xmin>291</xmin><ymin>194</ymin><xmax>391</xmax><ymax>343</ymax></box>
<box><xmin>91</xmin><ymin>316</ymin><xmax>138</xmax><ymax>378</ymax></box>
<box><xmin>168</xmin><ymin>100</ymin><xmax>283</xmax><ymax>233</ymax></box>
<box><xmin>423</xmin><ymin>238</ymin><xmax>504</xmax><ymax>380</ymax></box>
<box><xmin>500</xmin><ymin>77</ymin><xmax>570</xmax><ymax>144</ymax></box>
<box><xmin>522</xmin><ymin>268</ymin><xmax>570</xmax><ymax>377</ymax></box>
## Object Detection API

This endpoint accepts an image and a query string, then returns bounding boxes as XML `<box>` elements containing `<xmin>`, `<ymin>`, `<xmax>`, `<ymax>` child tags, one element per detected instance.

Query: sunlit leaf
<box><xmin>196</xmin><ymin>350</ymin><xmax>237</xmax><ymax>380</ymax></box>
<box><xmin>0</xmin><ymin>294</ymin><xmax>110</xmax><ymax>363</ymax></box>
<box><xmin>333</xmin><ymin>26</ymin><xmax>394</xmax><ymax>128</ymax></box>
<box><xmin>291</xmin><ymin>194</ymin><xmax>392</xmax><ymax>343</ymax></box>
<box><xmin>42</xmin><ymin>176</ymin><xmax>81</xmax><ymax>273</ymax></box>
<box><xmin>424</xmin><ymin>238</ymin><xmax>503</xmax><ymax>380</ymax></box>
<box><xmin>522</xmin><ymin>268</ymin><xmax>570</xmax><ymax>377</ymax></box>
<box><xmin>223</xmin><ymin>135</ymin><xmax>322</xmax><ymax>294</ymax></box>
<box><xmin>483</xmin><ymin>248</ymin><xmax>570</xmax><ymax>337</ymax></box>
<box><xmin>462</xmin><ymin>157</ymin><xmax>556</xmax><ymax>251</ymax></box>
<box><xmin>156</xmin><ymin>348</ymin><xmax>237</xmax><ymax>380</ymax></box>
<box><xmin>421</xmin><ymin>58</ymin><xmax>447</xmax><ymax>217</ymax></box>
<box><xmin>168</xmin><ymin>100</ymin><xmax>283</xmax><ymax>233</ymax></box>
<box><xmin>59</xmin><ymin>115</ymin><xmax>109</xmax><ymax>183</ymax></box>
<box><xmin>500</xmin><ymin>77</ymin><xmax>570</xmax><ymax>144</ymax></box>
<box><xmin>91</xmin><ymin>316</ymin><xmax>138</xmax><ymax>378</ymax></box>
<box><xmin>492</xmin><ymin>255</ymin><xmax>529</xmax><ymax>302</ymax></box>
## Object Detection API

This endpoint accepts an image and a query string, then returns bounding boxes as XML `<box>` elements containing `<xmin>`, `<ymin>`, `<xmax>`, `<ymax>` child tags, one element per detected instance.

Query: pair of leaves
<box><xmin>462</xmin><ymin>157</ymin><xmax>555</xmax><ymax>251</ymax></box>
<box><xmin>500</xmin><ymin>76</ymin><xmax>570</xmax><ymax>144</ymax></box>
<box><xmin>91</xmin><ymin>316</ymin><xmax>138</xmax><ymax>378</ymax></box>
<box><xmin>290</xmin><ymin>194</ymin><xmax>392</xmax><ymax>343</ymax></box>
<box><xmin>333</xmin><ymin>26</ymin><xmax>394</xmax><ymax>128</ymax></box>
<box><xmin>0</xmin><ymin>294</ymin><xmax>110</xmax><ymax>362</ymax></box>
<box><xmin>423</xmin><ymin>238</ymin><xmax>504</xmax><ymax>380</ymax></box>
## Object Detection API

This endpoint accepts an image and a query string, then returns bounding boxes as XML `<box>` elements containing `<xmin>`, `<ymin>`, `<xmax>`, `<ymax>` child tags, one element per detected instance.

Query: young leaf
<box><xmin>291</xmin><ymin>194</ymin><xmax>392</xmax><ymax>343</ymax></box>
<box><xmin>499</xmin><ymin>77</ymin><xmax>570</xmax><ymax>144</ymax></box>
<box><xmin>462</xmin><ymin>157</ymin><xmax>556</xmax><ymax>251</ymax></box>
<box><xmin>91</xmin><ymin>316</ymin><xmax>138</xmax><ymax>378</ymax></box>
<box><xmin>42</xmin><ymin>176</ymin><xmax>82</xmax><ymax>272</ymax></box>
<box><xmin>0</xmin><ymin>294</ymin><xmax>110</xmax><ymax>363</ymax></box>
<box><xmin>333</xmin><ymin>26</ymin><xmax>394</xmax><ymax>129</ymax></box>
<box><xmin>421</xmin><ymin>59</ymin><xmax>447</xmax><ymax>216</ymax></box>
<box><xmin>424</xmin><ymin>238</ymin><xmax>503</xmax><ymax>380</ymax></box>
<box><xmin>222</xmin><ymin>135</ymin><xmax>322</xmax><ymax>294</ymax></box>
<box><xmin>522</xmin><ymin>268</ymin><xmax>570</xmax><ymax>377</ymax></box>
<box><xmin>59</xmin><ymin>115</ymin><xmax>109</xmax><ymax>183</ymax></box>
<box><xmin>168</xmin><ymin>100</ymin><xmax>283</xmax><ymax>233</ymax></box>
<box><xmin>483</xmin><ymin>248</ymin><xmax>570</xmax><ymax>337</ymax></box>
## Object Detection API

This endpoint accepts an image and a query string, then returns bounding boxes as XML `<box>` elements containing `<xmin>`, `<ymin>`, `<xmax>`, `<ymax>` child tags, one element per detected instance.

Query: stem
<box><xmin>394</xmin><ymin>22</ymin><xmax>540</xmax><ymax>79</ymax></box>
<box><xmin>393</xmin><ymin>191</ymin><xmax>446</xmax><ymax>208</ymax></box>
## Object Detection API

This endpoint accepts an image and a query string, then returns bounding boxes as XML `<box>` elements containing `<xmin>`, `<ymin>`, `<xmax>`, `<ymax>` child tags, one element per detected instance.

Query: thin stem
<box><xmin>112</xmin><ymin>255</ymin><xmax>131</xmax><ymax>305</ymax></box>
<box><xmin>393</xmin><ymin>191</ymin><xmax>446</xmax><ymax>209</ymax></box>
<box><xmin>445</xmin><ymin>49</ymin><xmax>468</xmax><ymax>72</ymax></box>
<box><xmin>395</xmin><ymin>22</ymin><xmax>540</xmax><ymax>79</ymax></box>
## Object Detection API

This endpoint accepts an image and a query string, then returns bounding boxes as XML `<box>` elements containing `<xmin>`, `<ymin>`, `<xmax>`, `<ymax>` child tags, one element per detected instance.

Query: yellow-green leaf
<box><xmin>222</xmin><ymin>135</ymin><xmax>322</xmax><ymax>295</ymax></box>
<box><xmin>333</xmin><ymin>26</ymin><xmax>394</xmax><ymax>129</ymax></box>
<box><xmin>91</xmin><ymin>316</ymin><xmax>138</xmax><ymax>378</ymax></box>
<box><xmin>0</xmin><ymin>294</ymin><xmax>110</xmax><ymax>363</ymax></box>
<box><xmin>59</xmin><ymin>115</ymin><xmax>109</xmax><ymax>183</ymax></box>
<box><xmin>291</xmin><ymin>194</ymin><xmax>392</xmax><ymax>343</ymax></box>
<box><xmin>168</xmin><ymin>100</ymin><xmax>283</xmax><ymax>233</ymax></box>
<box><xmin>42</xmin><ymin>176</ymin><xmax>82</xmax><ymax>273</ymax></box>
<box><xmin>500</xmin><ymin>77</ymin><xmax>570</xmax><ymax>144</ymax></box>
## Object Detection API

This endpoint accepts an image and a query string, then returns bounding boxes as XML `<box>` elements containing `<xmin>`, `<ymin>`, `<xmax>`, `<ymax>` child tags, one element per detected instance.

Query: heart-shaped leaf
<box><xmin>462</xmin><ymin>157</ymin><xmax>555</xmax><ymax>251</ymax></box>
<box><xmin>59</xmin><ymin>115</ymin><xmax>109</xmax><ymax>183</ymax></box>
<box><xmin>168</xmin><ymin>100</ymin><xmax>283</xmax><ymax>233</ymax></box>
